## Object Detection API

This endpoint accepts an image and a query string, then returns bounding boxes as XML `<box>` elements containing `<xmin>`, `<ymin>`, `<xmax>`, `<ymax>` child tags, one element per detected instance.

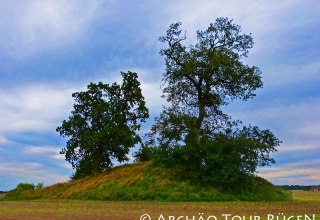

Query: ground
<box><xmin>0</xmin><ymin>191</ymin><xmax>319</xmax><ymax>220</ymax></box>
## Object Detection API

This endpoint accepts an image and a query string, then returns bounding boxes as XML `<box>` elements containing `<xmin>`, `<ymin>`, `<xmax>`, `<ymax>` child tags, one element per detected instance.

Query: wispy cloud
<box><xmin>0</xmin><ymin>83</ymin><xmax>77</xmax><ymax>135</ymax></box>
<box><xmin>0</xmin><ymin>0</ymin><xmax>108</xmax><ymax>60</ymax></box>
<box><xmin>260</xmin><ymin>168</ymin><xmax>320</xmax><ymax>185</ymax></box>
<box><xmin>279</xmin><ymin>142</ymin><xmax>320</xmax><ymax>153</ymax></box>
<box><xmin>0</xmin><ymin>162</ymin><xmax>70</xmax><ymax>189</ymax></box>
<box><xmin>23</xmin><ymin>146</ymin><xmax>64</xmax><ymax>160</ymax></box>
<box><xmin>0</xmin><ymin>136</ymin><xmax>11</xmax><ymax>145</ymax></box>
<box><xmin>164</xmin><ymin>1</ymin><xmax>304</xmax><ymax>39</ymax></box>
<box><xmin>258</xmin><ymin>159</ymin><xmax>320</xmax><ymax>185</ymax></box>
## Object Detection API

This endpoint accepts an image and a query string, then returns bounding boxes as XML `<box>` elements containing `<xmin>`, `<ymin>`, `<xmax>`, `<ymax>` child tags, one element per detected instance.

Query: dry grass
<box><xmin>20</xmin><ymin>162</ymin><xmax>289</xmax><ymax>201</ymax></box>
<box><xmin>0</xmin><ymin>191</ymin><xmax>319</xmax><ymax>219</ymax></box>
<box><xmin>292</xmin><ymin>191</ymin><xmax>320</xmax><ymax>201</ymax></box>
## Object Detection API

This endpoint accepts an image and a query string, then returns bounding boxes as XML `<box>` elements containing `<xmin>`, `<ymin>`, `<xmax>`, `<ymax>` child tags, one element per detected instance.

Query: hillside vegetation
<box><xmin>3</xmin><ymin>162</ymin><xmax>291</xmax><ymax>201</ymax></box>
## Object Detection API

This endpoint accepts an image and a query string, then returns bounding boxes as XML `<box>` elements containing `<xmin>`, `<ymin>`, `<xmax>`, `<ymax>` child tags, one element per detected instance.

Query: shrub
<box><xmin>2</xmin><ymin>182</ymin><xmax>43</xmax><ymax>200</ymax></box>
<box><xmin>15</xmin><ymin>182</ymin><xmax>35</xmax><ymax>192</ymax></box>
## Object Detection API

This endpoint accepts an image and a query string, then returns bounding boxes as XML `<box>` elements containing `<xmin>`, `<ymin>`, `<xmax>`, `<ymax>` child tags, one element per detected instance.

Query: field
<box><xmin>0</xmin><ymin>191</ymin><xmax>319</xmax><ymax>220</ymax></box>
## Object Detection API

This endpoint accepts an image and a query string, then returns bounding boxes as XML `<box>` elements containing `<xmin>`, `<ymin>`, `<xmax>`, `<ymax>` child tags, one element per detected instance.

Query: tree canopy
<box><xmin>157</xmin><ymin>17</ymin><xmax>263</xmax><ymax>142</ymax></box>
<box><xmin>144</xmin><ymin>17</ymin><xmax>280</xmax><ymax>185</ymax></box>
<box><xmin>57</xmin><ymin>71</ymin><xmax>149</xmax><ymax>179</ymax></box>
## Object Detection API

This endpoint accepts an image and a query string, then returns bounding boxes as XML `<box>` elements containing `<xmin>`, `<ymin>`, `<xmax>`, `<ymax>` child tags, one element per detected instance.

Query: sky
<box><xmin>0</xmin><ymin>0</ymin><xmax>319</xmax><ymax>191</ymax></box>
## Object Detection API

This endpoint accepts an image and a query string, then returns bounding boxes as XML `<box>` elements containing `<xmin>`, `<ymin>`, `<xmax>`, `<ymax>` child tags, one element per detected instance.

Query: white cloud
<box><xmin>165</xmin><ymin>0</ymin><xmax>304</xmax><ymax>39</ymax></box>
<box><xmin>260</xmin><ymin>168</ymin><xmax>320</xmax><ymax>185</ymax></box>
<box><xmin>0</xmin><ymin>0</ymin><xmax>108</xmax><ymax>59</ymax></box>
<box><xmin>141</xmin><ymin>82</ymin><xmax>164</xmax><ymax>113</ymax></box>
<box><xmin>23</xmin><ymin>146</ymin><xmax>64</xmax><ymax>160</ymax></box>
<box><xmin>294</xmin><ymin>124</ymin><xmax>320</xmax><ymax>139</ymax></box>
<box><xmin>0</xmin><ymin>83</ymin><xmax>78</xmax><ymax>135</ymax></box>
<box><xmin>0</xmin><ymin>136</ymin><xmax>11</xmax><ymax>145</ymax></box>
<box><xmin>279</xmin><ymin>142</ymin><xmax>319</xmax><ymax>153</ymax></box>
<box><xmin>0</xmin><ymin>162</ymin><xmax>70</xmax><ymax>187</ymax></box>
<box><xmin>258</xmin><ymin>160</ymin><xmax>320</xmax><ymax>185</ymax></box>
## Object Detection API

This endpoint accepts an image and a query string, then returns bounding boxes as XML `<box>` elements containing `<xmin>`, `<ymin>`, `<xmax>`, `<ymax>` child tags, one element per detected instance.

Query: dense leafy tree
<box><xmin>147</xmin><ymin>17</ymin><xmax>280</xmax><ymax>184</ymax></box>
<box><xmin>164</xmin><ymin>126</ymin><xmax>280</xmax><ymax>185</ymax></box>
<box><xmin>57</xmin><ymin>71</ymin><xmax>149</xmax><ymax>179</ymax></box>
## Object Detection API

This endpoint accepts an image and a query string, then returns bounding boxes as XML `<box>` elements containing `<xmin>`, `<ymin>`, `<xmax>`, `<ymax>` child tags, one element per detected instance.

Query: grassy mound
<box><xmin>3</xmin><ymin>162</ymin><xmax>291</xmax><ymax>201</ymax></box>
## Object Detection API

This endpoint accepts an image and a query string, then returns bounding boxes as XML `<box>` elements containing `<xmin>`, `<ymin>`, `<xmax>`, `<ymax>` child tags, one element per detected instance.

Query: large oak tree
<box><xmin>158</xmin><ymin>17</ymin><xmax>262</xmax><ymax>141</ymax></box>
<box><xmin>148</xmin><ymin>18</ymin><xmax>280</xmax><ymax>184</ymax></box>
<box><xmin>57</xmin><ymin>71</ymin><xmax>149</xmax><ymax>179</ymax></box>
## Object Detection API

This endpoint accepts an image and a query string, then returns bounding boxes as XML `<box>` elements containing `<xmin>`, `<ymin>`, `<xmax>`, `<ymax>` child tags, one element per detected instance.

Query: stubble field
<box><xmin>0</xmin><ymin>191</ymin><xmax>319</xmax><ymax>220</ymax></box>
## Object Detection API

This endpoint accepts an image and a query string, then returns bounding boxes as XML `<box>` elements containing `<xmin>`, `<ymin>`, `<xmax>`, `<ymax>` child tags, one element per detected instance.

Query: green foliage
<box><xmin>15</xmin><ymin>182</ymin><xmax>35</xmax><ymax>192</ymax></box>
<box><xmin>147</xmin><ymin>17</ymin><xmax>280</xmax><ymax>186</ymax></box>
<box><xmin>149</xmin><ymin>126</ymin><xmax>280</xmax><ymax>186</ymax></box>
<box><xmin>57</xmin><ymin>71</ymin><xmax>149</xmax><ymax>179</ymax></box>
<box><xmin>2</xmin><ymin>182</ymin><xmax>43</xmax><ymax>200</ymax></box>
<box><xmin>279</xmin><ymin>185</ymin><xmax>312</xmax><ymax>191</ymax></box>
<box><xmin>158</xmin><ymin>17</ymin><xmax>262</xmax><ymax>136</ymax></box>
<box><xmin>133</xmin><ymin>145</ymin><xmax>155</xmax><ymax>162</ymax></box>
<box><xmin>188</xmin><ymin>127</ymin><xmax>279</xmax><ymax>184</ymax></box>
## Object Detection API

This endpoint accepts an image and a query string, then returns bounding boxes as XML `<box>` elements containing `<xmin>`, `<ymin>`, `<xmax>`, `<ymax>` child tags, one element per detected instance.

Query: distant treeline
<box><xmin>0</xmin><ymin>191</ymin><xmax>7</xmax><ymax>194</ymax></box>
<box><xmin>277</xmin><ymin>185</ymin><xmax>313</xmax><ymax>191</ymax></box>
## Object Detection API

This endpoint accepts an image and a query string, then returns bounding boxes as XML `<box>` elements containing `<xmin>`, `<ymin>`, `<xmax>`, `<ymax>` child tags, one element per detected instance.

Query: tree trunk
<box><xmin>196</xmin><ymin>102</ymin><xmax>205</xmax><ymax>130</ymax></box>
<box><xmin>193</xmin><ymin>98</ymin><xmax>205</xmax><ymax>144</ymax></box>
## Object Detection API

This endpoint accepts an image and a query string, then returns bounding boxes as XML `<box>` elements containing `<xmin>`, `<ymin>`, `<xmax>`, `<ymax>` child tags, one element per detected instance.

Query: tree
<box><xmin>157</xmin><ymin>17</ymin><xmax>262</xmax><ymax>143</ymax></box>
<box><xmin>57</xmin><ymin>71</ymin><xmax>149</xmax><ymax>179</ymax></box>
<box><xmin>148</xmin><ymin>17</ymin><xmax>280</xmax><ymax>184</ymax></box>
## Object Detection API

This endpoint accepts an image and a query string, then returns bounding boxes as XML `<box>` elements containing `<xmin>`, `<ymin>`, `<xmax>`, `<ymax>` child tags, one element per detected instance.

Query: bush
<box><xmin>15</xmin><ymin>182</ymin><xmax>35</xmax><ymax>192</ymax></box>
<box><xmin>2</xmin><ymin>182</ymin><xmax>43</xmax><ymax>200</ymax></box>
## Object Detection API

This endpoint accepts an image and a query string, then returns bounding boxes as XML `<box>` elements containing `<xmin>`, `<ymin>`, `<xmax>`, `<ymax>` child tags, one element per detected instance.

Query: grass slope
<box><xmin>4</xmin><ymin>162</ymin><xmax>291</xmax><ymax>201</ymax></box>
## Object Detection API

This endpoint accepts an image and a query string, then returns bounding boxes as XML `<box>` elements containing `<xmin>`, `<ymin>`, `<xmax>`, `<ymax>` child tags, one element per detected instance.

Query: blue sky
<box><xmin>0</xmin><ymin>0</ymin><xmax>319</xmax><ymax>191</ymax></box>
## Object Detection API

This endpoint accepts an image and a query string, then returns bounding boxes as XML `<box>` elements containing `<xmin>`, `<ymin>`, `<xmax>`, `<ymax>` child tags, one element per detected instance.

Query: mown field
<box><xmin>0</xmin><ymin>191</ymin><xmax>319</xmax><ymax>220</ymax></box>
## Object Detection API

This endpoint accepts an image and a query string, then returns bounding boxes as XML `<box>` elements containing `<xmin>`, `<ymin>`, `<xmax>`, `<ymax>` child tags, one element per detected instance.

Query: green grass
<box><xmin>2</xmin><ymin>162</ymin><xmax>291</xmax><ymax>201</ymax></box>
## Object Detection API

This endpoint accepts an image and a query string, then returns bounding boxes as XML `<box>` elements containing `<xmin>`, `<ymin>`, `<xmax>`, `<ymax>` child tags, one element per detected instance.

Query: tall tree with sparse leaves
<box><xmin>57</xmin><ymin>71</ymin><xmax>149</xmax><ymax>179</ymax></box>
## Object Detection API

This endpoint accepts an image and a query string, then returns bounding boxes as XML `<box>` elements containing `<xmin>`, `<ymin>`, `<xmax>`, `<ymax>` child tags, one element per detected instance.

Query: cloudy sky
<box><xmin>0</xmin><ymin>0</ymin><xmax>319</xmax><ymax>190</ymax></box>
